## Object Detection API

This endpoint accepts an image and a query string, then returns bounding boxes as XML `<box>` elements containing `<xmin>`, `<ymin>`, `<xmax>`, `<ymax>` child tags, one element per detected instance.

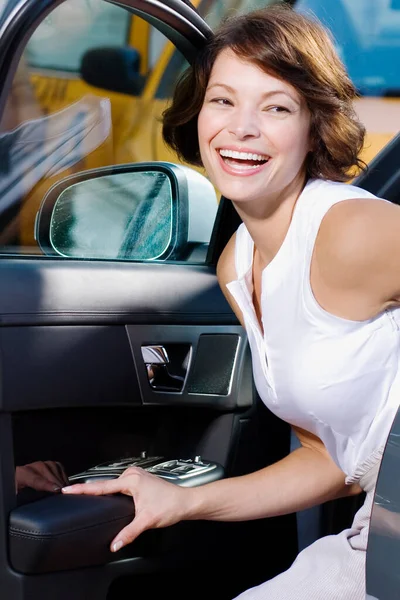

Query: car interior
<box><xmin>0</xmin><ymin>1</ymin><xmax>399</xmax><ymax>599</ymax></box>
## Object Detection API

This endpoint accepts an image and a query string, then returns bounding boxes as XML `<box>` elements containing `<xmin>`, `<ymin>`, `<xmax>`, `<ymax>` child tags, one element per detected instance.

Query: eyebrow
<box><xmin>206</xmin><ymin>83</ymin><xmax>300</xmax><ymax>105</ymax></box>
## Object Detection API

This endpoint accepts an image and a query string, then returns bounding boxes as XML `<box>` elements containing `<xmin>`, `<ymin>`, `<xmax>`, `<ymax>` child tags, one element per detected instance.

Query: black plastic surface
<box><xmin>0</xmin><ymin>326</ymin><xmax>141</xmax><ymax>411</ymax></box>
<box><xmin>0</xmin><ymin>260</ymin><xmax>235</xmax><ymax>326</ymax></box>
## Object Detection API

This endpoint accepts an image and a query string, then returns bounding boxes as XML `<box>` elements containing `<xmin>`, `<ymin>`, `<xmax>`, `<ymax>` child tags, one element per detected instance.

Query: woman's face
<box><xmin>197</xmin><ymin>49</ymin><xmax>312</xmax><ymax>206</ymax></box>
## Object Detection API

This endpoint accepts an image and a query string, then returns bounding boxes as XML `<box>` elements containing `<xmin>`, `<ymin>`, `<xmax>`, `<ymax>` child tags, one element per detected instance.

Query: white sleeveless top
<box><xmin>226</xmin><ymin>178</ymin><xmax>400</xmax><ymax>483</ymax></box>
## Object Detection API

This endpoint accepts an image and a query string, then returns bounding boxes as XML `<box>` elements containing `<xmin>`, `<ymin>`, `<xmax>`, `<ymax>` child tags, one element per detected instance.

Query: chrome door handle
<box><xmin>141</xmin><ymin>345</ymin><xmax>184</xmax><ymax>392</ymax></box>
<box><xmin>141</xmin><ymin>345</ymin><xmax>169</xmax><ymax>366</ymax></box>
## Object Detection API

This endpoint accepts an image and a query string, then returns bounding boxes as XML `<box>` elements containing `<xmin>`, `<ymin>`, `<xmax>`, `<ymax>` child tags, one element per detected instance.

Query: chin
<box><xmin>222</xmin><ymin>192</ymin><xmax>261</xmax><ymax>205</ymax></box>
<box><xmin>217</xmin><ymin>180</ymin><xmax>270</xmax><ymax>203</ymax></box>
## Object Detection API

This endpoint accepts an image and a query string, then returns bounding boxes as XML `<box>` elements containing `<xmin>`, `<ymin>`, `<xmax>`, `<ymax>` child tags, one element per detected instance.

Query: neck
<box><xmin>233</xmin><ymin>173</ymin><xmax>308</xmax><ymax>268</ymax></box>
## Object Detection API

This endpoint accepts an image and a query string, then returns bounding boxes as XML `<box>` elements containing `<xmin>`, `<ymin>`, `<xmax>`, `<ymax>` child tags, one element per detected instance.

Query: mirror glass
<box><xmin>49</xmin><ymin>171</ymin><xmax>173</xmax><ymax>260</ymax></box>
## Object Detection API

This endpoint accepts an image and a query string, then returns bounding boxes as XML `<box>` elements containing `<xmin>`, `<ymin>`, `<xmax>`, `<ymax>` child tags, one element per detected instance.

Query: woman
<box><xmin>62</xmin><ymin>5</ymin><xmax>400</xmax><ymax>598</ymax></box>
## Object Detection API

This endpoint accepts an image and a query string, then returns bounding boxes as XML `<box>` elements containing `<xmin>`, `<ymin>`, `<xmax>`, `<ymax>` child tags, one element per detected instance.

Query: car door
<box><xmin>0</xmin><ymin>2</ymin><xmax>298</xmax><ymax>599</ymax></box>
<box><xmin>361</xmin><ymin>135</ymin><xmax>400</xmax><ymax>600</ymax></box>
<box><xmin>367</xmin><ymin>405</ymin><xmax>400</xmax><ymax>600</ymax></box>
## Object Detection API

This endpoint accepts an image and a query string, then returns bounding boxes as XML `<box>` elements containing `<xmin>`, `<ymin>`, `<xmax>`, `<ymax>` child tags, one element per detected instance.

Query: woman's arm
<box><xmin>62</xmin><ymin>425</ymin><xmax>359</xmax><ymax>552</ymax></box>
<box><xmin>63</xmin><ymin>235</ymin><xmax>360</xmax><ymax>551</ymax></box>
<box><xmin>184</xmin><ymin>426</ymin><xmax>361</xmax><ymax>524</ymax></box>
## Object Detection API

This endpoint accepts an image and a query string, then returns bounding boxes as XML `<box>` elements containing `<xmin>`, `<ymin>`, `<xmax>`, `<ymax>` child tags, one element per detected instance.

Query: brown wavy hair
<box><xmin>162</xmin><ymin>3</ymin><xmax>366</xmax><ymax>182</ymax></box>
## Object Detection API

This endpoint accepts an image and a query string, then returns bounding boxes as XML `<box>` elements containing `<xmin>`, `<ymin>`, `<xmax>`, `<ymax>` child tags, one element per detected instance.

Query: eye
<box><xmin>266</xmin><ymin>105</ymin><xmax>291</xmax><ymax>114</ymax></box>
<box><xmin>209</xmin><ymin>97</ymin><xmax>233</xmax><ymax>106</ymax></box>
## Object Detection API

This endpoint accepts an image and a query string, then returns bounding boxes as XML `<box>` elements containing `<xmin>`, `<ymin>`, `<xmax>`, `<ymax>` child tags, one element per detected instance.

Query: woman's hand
<box><xmin>16</xmin><ymin>460</ymin><xmax>69</xmax><ymax>493</ymax></box>
<box><xmin>62</xmin><ymin>467</ymin><xmax>193</xmax><ymax>552</ymax></box>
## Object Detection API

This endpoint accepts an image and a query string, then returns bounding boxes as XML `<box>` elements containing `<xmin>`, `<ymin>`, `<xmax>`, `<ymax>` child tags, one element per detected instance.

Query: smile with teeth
<box><xmin>218</xmin><ymin>149</ymin><xmax>270</xmax><ymax>170</ymax></box>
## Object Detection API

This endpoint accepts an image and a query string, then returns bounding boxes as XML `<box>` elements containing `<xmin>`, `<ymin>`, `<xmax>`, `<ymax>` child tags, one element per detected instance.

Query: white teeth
<box><xmin>219</xmin><ymin>149</ymin><xmax>269</xmax><ymax>161</ymax></box>
<box><xmin>223</xmin><ymin>161</ymin><xmax>265</xmax><ymax>171</ymax></box>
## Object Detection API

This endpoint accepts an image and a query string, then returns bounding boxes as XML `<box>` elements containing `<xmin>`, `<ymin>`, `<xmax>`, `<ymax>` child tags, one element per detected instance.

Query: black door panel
<box><xmin>0</xmin><ymin>325</ymin><xmax>142</xmax><ymax>411</ymax></box>
<box><xmin>0</xmin><ymin>258</ymin><xmax>297</xmax><ymax>599</ymax></box>
<box><xmin>0</xmin><ymin>324</ymin><xmax>251</xmax><ymax>411</ymax></box>
<box><xmin>0</xmin><ymin>260</ymin><xmax>250</xmax><ymax>411</ymax></box>
<box><xmin>0</xmin><ymin>260</ymin><xmax>236</xmax><ymax>326</ymax></box>
<box><xmin>0</xmin><ymin>0</ymin><xmax>307</xmax><ymax>595</ymax></box>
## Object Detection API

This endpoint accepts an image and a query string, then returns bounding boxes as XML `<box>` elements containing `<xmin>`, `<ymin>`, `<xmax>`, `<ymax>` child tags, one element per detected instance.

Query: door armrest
<box><xmin>9</xmin><ymin>493</ymin><xmax>134</xmax><ymax>574</ymax></box>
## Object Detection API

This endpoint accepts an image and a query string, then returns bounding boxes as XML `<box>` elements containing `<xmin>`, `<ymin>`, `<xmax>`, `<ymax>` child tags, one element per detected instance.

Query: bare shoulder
<box><xmin>319</xmin><ymin>195</ymin><xmax>400</xmax><ymax>233</ymax></box>
<box><xmin>314</xmin><ymin>197</ymin><xmax>400</xmax><ymax>307</ymax></box>
<box><xmin>216</xmin><ymin>232</ymin><xmax>246</xmax><ymax>327</ymax></box>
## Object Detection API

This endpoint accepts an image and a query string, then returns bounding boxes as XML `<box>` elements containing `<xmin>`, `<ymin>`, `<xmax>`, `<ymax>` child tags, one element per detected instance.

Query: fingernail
<box><xmin>112</xmin><ymin>541</ymin><xmax>123</xmax><ymax>553</ymax></box>
<box><xmin>61</xmin><ymin>486</ymin><xmax>72</xmax><ymax>493</ymax></box>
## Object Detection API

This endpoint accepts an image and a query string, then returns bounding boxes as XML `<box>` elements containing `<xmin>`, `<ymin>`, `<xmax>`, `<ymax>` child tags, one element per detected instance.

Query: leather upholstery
<box><xmin>9</xmin><ymin>493</ymin><xmax>134</xmax><ymax>573</ymax></box>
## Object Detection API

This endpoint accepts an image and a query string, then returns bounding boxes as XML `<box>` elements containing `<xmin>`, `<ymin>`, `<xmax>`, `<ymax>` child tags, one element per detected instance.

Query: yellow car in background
<box><xmin>0</xmin><ymin>0</ymin><xmax>399</xmax><ymax>248</ymax></box>
<box><xmin>24</xmin><ymin>0</ymin><xmax>400</xmax><ymax>162</ymax></box>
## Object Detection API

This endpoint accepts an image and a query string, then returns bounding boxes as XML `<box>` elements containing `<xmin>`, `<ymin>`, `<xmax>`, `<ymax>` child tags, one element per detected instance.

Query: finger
<box><xmin>110</xmin><ymin>514</ymin><xmax>149</xmax><ymax>553</ymax></box>
<box><xmin>55</xmin><ymin>462</ymin><xmax>70</xmax><ymax>486</ymax></box>
<box><xmin>31</xmin><ymin>476</ymin><xmax>63</xmax><ymax>493</ymax></box>
<box><xmin>62</xmin><ymin>477</ymin><xmax>131</xmax><ymax>496</ymax></box>
<box><xmin>29</xmin><ymin>463</ymin><xmax>65</xmax><ymax>488</ymax></box>
<box><xmin>25</xmin><ymin>472</ymin><xmax>62</xmax><ymax>492</ymax></box>
<box><xmin>16</xmin><ymin>465</ymin><xmax>62</xmax><ymax>493</ymax></box>
<box><xmin>43</xmin><ymin>461</ymin><xmax>70</xmax><ymax>486</ymax></box>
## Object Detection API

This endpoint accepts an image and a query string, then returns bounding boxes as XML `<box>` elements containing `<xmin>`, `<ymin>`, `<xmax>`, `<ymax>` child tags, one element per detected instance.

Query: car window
<box><xmin>25</xmin><ymin>2</ymin><xmax>131</xmax><ymax>72</ymax></box>
<box><xmin>366</xmin><ymin>404</ymin><xmax>400</xmax><ymax>598</ymax></box>
<box><xmin>201</xmin><ymin>0</ymin><xmax>278</xmax><ymax>29</ymax></box>
<box><xmin>1</xmin><ymin>0</ymin><xmax>398</xmax><ymax>259</ymax></box>
<box><xmin>294</xmin><ymin>0</ymin><xmax>400</xmax><ymax>96</ymax></box>
<box><xmin>0</xmin><ymin>0</ymin><xmax>218</xmax><ymax>261</ymax></box>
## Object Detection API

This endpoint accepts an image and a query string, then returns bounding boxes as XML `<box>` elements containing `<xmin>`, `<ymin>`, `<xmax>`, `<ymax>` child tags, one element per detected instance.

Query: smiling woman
<box><xmin>196</xmin><ymin>52</ymin><xmax>312</xmax><ymax>205</ymax></box>
<box><xmin>62</xmin><ymin>4</ymin><xmax>400</xmax><ymax>600</ymax></box>
<box><xmin>163</xmin><ymin>5</ymin><xmax>366</xmax><ymax>183</ymax></box>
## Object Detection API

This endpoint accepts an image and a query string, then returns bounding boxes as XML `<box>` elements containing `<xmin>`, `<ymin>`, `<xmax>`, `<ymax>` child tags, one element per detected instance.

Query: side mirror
<box><xmin>35</xmin><ymin>162</ymin><xmax>218</xmax><ymax>262</ymax></box>
<box><xmin>80</xmin><ymin>47</ymin><xmax>145</xmax><ymax>96</ymax></box>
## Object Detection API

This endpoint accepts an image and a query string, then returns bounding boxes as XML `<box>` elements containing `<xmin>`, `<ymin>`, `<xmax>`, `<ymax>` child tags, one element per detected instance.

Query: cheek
<box><xmin>197</xmin><ymin>109</ymin><xmax>211</xmax><ymax>159</ymax></box>
<box><xmin>197</xmin><ymin>110</ymin><xmax>207</xmax><ymax>151</ymax></box>
<box><xmin>197</xmin><ymin>109</ymin><xmax>221</xmax><ymax>165</ymax></box>
<box><xmin>274</xmin><ymin>122</ymin><xmax>311</xmax><ymax>159</ymax></box>
<box><xmin>198</xmin><ymin>108</ymin><xmax>217</xmax><ymax>138</ymax></box>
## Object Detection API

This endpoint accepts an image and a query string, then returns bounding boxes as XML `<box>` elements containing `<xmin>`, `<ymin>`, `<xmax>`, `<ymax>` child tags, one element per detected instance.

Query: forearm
<box><xmin>184</xmin><ymin>445</ymin><xmax>361</xmax><ymax>522</ymax></box>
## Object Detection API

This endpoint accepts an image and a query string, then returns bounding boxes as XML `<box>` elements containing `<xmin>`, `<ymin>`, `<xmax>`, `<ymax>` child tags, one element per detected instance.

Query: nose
<box><xmin>228</xmin><ymin>106</ymin><xmax>261</xmax><ymax>140</ymax></box>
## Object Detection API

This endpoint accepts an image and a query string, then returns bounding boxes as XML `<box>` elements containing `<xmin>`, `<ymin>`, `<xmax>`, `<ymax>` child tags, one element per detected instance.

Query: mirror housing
<box><xmin>35</xmin><ymin>162</ymin><xmax>218</xmax><ymax>262</ymax></box>
<box><xmin>80</xmin><ymin>47</ymin><xmax>145</xmax><ymax>96</ymax></box>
